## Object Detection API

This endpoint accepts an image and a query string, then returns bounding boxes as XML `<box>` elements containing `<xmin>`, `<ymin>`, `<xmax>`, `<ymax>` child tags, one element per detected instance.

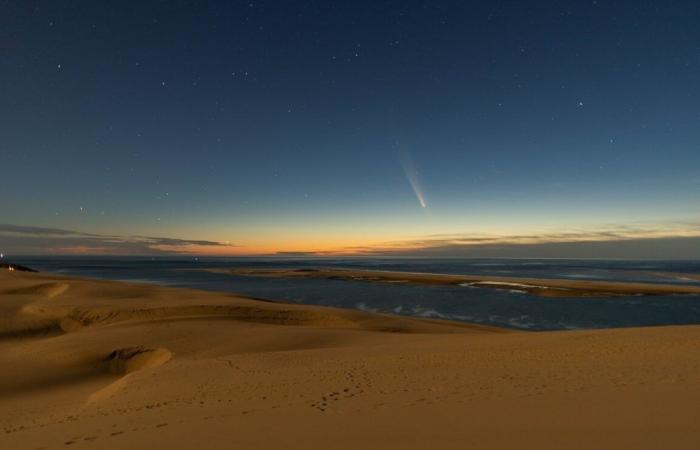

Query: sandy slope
<box><xmin>1</xmin><ymin>270</ymin><xmax>699</xmax><ymax>449</ymax></box>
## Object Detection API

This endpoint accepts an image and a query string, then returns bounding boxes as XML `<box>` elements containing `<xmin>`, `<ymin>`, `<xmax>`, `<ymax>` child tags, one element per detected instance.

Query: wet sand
<box><xmin>211</xmin><ymin>267</ymin><xmax>700</xmax><ymax>297</ymax></box>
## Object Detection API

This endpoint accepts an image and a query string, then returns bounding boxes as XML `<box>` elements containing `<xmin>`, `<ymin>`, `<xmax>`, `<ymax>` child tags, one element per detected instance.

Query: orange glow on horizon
<box><xmin>153</xmin><ymin>223</ymin><xmax>700</xmax><ymax>256</ymax></box>
<box><xmin>9</xmin><ymin>219</ymin><xmax>700</xmax><ymax>256</ymax></box>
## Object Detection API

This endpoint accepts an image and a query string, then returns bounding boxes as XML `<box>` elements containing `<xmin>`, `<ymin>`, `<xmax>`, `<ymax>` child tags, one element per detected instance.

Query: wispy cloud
<box><xmin>274</xmin><ymin>251</ymin><xmax>324</xmax><ymax>257</ymax></box>
<box><xmin>3</xmin><ymin>221</ymin><xmax>700</xmax><ymax>259</ymax></box>
<box><xmin>322</xmin><ymin>221</ymin><xmax>700</xmax><ymax>259</ymax></box>
<box><xmin>0</xmin><ymin>224</ymin><xmax>230</xmax><ymax>256</ymax></box>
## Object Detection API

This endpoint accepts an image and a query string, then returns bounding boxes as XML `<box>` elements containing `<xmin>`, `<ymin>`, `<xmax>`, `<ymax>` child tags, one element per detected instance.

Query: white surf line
<box><xmin>460</xmin><ymin>281</ymin><xmax>568</xmax><ymax>290</ymax></box>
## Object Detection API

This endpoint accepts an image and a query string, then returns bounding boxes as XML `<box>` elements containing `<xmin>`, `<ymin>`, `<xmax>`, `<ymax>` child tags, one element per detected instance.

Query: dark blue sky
<box><xmin>2</xmin><ymin>1</ymin><xmax>700</xmax><ymax>256</ymax></box>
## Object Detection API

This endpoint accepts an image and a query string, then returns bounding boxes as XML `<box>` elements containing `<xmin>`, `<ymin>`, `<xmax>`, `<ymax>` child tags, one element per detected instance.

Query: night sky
<box><xmin>2</xmin><ymin>1</ymin><xmax>700</xmax><ymax>257</ymax></box>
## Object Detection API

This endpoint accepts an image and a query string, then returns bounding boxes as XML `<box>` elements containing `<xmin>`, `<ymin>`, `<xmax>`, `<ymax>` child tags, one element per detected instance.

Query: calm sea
<box><xmin>11</xmin><ymin>257</ymin><xmax>700</xmax><ymax>331</ymax></box>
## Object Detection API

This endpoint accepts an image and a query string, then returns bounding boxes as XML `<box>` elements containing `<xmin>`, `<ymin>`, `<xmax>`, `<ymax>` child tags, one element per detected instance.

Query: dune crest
<box><xmin>56</xmin><ymin>303</ymin><xmax>498</xmax><ymax>334</ymax></box>
<box><xmin>85</xmin><ymin>347</ymin><xmax>173</xmax><ymax>404</ymax></box>
<box><xmin>38</xmin><ymin>282</ymin><xmax>70</xmax><ymax>298</ymax></box>
<box><xmin>3</xmin><ymin>282</ymin><xmax>70</xmax><ymax>298</ymax></box>
<box><xmin>107</xmin><ymin>346</ymin><xmax>172</xmax><ymax>374</ymax></box>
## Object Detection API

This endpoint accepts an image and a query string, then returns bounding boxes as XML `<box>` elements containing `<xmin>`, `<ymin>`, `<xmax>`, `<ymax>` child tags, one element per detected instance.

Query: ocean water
<box><xmin>11</xmin><ymin>257</ymin><xmax>700</xmax><ymax>331</ymax></box>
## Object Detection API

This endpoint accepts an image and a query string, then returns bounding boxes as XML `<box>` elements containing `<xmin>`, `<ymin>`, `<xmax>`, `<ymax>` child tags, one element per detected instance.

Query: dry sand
<box><xmin>212</xmin><ymin>266</ymin><xmax>700</xmax><ymax>297</ymax></box>
<box><xmin>1</xmin><ymin>269</ymin><xmax>699</xmax><ymax>449</ymax></box>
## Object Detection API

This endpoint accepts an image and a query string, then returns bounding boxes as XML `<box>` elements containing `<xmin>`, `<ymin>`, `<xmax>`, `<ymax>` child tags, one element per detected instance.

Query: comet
<box><xmin>398</xmin><ymin>151</ymin><xmax>427</xmax><ymax>208</ymax></box>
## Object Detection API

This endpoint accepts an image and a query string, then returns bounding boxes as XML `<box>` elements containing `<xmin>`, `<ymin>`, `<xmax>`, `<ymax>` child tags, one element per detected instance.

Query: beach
<box><xmin>2</xmin><ymin>268</ymin><xmax>699</xmax><ymax>449</ymax></box>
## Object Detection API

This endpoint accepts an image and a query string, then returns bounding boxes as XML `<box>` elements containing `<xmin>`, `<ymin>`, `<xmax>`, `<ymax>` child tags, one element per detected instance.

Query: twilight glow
<box><xmin>2</xmin><ymin>2</ymin><xmax>699</xmax><ymax>258</ymax></box>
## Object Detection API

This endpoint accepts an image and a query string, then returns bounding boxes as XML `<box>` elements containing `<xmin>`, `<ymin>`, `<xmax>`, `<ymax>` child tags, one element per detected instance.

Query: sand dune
<box><xmin>215</xmin><ymin>266</ymin><xmax>700</xmax><ymax>297</ymax></box>
<box><xmin>1</xmin><ymin>269</ymin><xmax>699</xmax><ymax>449</ymax></box>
